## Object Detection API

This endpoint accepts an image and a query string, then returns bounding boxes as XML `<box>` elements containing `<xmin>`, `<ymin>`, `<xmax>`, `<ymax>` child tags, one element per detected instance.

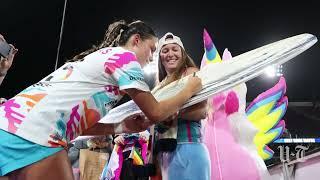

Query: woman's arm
<box><xmin>180</xmin><ymin>100</ymin><xmax>207</xmax><ymax>121</ymax></box>
<box><xmin>125</xmin><ymin>74</ymin><xmax>201</xmax><ymax>123</ymax></box>
<box><xmin>81</xmin><ymin>123</ymin><xmax>115</xmax><ymax>135</ymax></box>
<box><xmin>82</xmin><ymin>69</ymin><xmax>202</xmax><ymax>136</ymax></box>
<box><xmin>179</xmin><ymin>67</ymin><xmax>207</xmax><ymax>121</ymax></box>
<box><xmin>82</xmin><ymin>113</ymin><xmax>152</xmax><ymax>135</ymax></box>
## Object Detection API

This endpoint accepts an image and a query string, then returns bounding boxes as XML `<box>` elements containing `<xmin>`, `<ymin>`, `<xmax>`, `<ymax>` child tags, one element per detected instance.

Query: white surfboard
<box><xmin>98</xmin><ymin>33</ymin><xmax>317</xmax><ymax>124</ymax></box>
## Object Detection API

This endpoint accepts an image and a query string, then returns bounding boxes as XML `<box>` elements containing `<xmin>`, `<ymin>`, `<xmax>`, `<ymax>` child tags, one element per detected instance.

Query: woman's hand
<box><xmin>0</xmin><ymin>34</ymin><xmax>18</xmax><ymax>76</ymax></box>
<box><xmin>114</xmin><ymin>135</ymin><xmax>125</xmax><ymax>145</ymax></box>
<box><xmin>114</xmin><ymin>113</ymin><xmax>153</xmax><ymax>134</ymax></box>
<box><xmin>185</xmin><ymin>73</ymin><xmax>202</xmax><ymax>96</ymax></box>
<box><xmin>139</xmin><ymin>130</ymin><xmax>150</xmax><ymax>142</ymax></box>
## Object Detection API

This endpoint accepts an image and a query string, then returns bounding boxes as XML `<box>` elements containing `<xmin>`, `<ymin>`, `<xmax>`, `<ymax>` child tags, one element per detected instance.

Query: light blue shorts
<box><xmin>159</xmin><ymin>143</ymin><xmax>211</xmax><ymax>180</ymax></box>
<box><xmin>0</xmin><ymin>129</ymin><xmax>63</xmax><ymax>176</ymax></box>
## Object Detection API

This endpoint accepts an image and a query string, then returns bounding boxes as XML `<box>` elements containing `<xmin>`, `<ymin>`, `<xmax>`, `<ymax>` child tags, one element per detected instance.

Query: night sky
<box><xmin>1</xmin><ymin>0</ymin><xmax>320</xmax><ymax>135</ymax></box>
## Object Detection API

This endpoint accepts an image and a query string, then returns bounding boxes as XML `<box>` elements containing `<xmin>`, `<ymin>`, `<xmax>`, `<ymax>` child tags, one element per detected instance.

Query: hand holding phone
<box><xmin>0</xmin><ymin>34</ymin><xmax>18</xmax><ymax>76</ymax></box>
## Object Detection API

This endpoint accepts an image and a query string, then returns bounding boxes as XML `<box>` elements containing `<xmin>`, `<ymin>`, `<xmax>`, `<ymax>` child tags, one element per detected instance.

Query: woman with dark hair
<box><xmin>0</xmin><ymin>20</ymin><xmax>202</xmax><ymax>179</ymax></box>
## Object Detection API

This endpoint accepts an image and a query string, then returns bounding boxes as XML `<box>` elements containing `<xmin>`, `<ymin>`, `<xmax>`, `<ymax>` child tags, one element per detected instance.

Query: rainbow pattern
<box><xmin>246</xmin><ymin>77</ymin><xmax>288</xmax><ymax>160</ymax></box>
<box><xmin>100</xmin><ymin>136</ymin><xmax>148</xmax><ymax>180</ymax></box>
<box><xmin>200</xmin><ymin>29</ymin><xmax>222</xmax><ymax>68</ymax></box>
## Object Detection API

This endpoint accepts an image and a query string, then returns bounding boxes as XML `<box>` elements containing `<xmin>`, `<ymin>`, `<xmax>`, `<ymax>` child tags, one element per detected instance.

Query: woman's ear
<box><xmin>131</xmin><ymin>34</ymin><xmax>141</xmax><ymax>46</ymax></box>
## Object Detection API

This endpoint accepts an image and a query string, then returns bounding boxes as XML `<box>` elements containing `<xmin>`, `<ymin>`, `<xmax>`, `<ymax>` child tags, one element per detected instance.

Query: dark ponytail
<box><xmin>70</xmin><ymin>20</ymin><xmax>156</xmax><ymax>62</ymax></box>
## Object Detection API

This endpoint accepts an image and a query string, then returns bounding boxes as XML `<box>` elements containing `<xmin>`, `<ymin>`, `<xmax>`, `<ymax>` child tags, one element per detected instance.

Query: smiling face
<box><xmin>159</xmin><ymin>42</ymin><xmax>183</xmax><ymax>74</ymax></box>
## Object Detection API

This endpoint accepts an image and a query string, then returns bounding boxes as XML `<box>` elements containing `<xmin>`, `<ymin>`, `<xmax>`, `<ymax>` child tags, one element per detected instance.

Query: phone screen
<box><xmin>0</xmin><ymin>41</ymin><xmax>11</xmax><ymax>58</ymax></box>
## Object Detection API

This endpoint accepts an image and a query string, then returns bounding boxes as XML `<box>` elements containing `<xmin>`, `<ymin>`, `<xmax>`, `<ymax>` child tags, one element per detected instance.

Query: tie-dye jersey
<box><xmin>0</xmin><ymin>47</ymin><xmax>150</xmax><ymax>147</ymax></box>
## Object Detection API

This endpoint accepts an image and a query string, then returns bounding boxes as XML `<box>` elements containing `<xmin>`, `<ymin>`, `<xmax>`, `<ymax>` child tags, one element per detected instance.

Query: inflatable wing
<box><xmin>246</xmin><ymin>77</ymin><xmax>288</xmax><ymax>160</ymax></box>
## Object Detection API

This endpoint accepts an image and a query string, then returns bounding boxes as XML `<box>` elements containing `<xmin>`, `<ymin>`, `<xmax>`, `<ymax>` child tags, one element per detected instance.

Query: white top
<box><xmin>0</xmin><ymin>47</ymin><xmax>150</xmax><ymax>147</ymax></box>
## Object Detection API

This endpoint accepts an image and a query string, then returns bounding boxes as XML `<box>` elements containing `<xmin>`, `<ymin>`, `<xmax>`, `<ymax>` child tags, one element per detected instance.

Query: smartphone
<box><xmin>0</xmin><ymin>40</ymin><xmax>12</xmax><ymax>58</ymax></box>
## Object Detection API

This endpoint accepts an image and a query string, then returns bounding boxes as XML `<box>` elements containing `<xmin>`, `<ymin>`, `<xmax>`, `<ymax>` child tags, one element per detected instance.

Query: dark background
<box><xmin>1</xmin><ymin>0</ymin><xmax>320</xmax><ymax>137</ymax></box>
